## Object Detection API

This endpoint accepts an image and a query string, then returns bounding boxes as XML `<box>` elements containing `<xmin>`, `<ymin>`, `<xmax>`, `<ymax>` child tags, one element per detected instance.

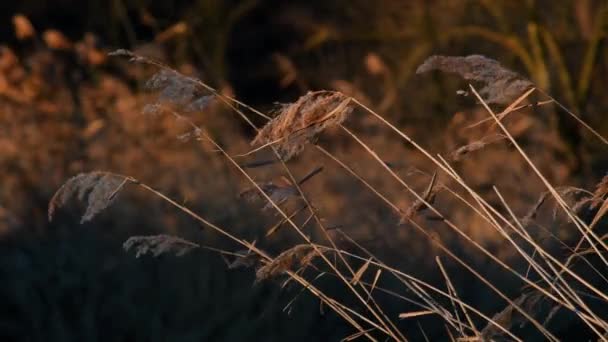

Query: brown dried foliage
<box><xmin>251</xmin><ymin>91</ymin><xmax>353</xmax><ymax>161</ymax></box>
<box><xmin>123</xmin><ymin>234</ymin><xmax>199</xmax><ymax>257</ymax></box>
<box><xmin>48</xmin><ymin>171</ymin><xmax>130</xmax><ymax>223</ymax></box>
<box><xmin>416</xmin><ymin>55</ymin><xmax>533</xmax><ymax>105</ymax></box>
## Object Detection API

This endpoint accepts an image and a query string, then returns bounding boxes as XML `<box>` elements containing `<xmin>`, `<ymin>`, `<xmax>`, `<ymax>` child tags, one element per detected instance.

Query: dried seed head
<box><xmin>416</xmin><ymin>55</ymin><xmax>533</xmax><ymax>105</ymax></box>
<box><xmin>123</xmin><ymin>234</ymin><xmax>199</xmax><ymax>257</ymax></box>
<box><xmin>143</xmin><ymin>69</ymin><xmax>214</xmax><ymax>114</ymax></box>
<box><xmin>109</xmin><ymin>49</ymin><xmax>215</xmax><ymax>116</ymax></box>
<box><xmin>255</xmin><ymin>244</ymin><xmax>319</xmax><ymax>283</ymax></box>
<box><xmin>48</xmin><ymin>171</ymin><xmax>130</xmax><ymax>223</ymax></box>
<box><xmin>252</xmin><ymin>91</ymin><xmax>353</xmax><ymax>161</ymax></box>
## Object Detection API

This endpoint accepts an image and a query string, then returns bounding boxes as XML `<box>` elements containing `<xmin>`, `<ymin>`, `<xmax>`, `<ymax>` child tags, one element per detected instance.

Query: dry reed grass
<box><xmin>46</xmin><ymin>49</ymin><xmax>608</xmax><ymax>341</ymax></box>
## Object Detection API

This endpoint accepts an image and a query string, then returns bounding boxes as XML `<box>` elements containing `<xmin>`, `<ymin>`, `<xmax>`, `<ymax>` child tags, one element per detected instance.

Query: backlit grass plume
<box><xmin>255</xmin><ymin>244</ymin><xmax>324</xmax><ymax>283</ymax></box>
<box><xmin>48</xmin><ymin>171</ymin><xmax>130</xmax><ymax>223</ymax></box>
<box><xmin>252</xmin><ymin>91</ymin><xmax>353</xmax><ymax>161</ymax></box>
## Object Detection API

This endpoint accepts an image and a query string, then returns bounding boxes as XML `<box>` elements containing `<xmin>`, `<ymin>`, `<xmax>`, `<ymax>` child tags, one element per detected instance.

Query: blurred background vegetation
<box><xmin>0</xmin><ymin>0</ymin><xmax>607</xmax><ymax>340</ymax></box>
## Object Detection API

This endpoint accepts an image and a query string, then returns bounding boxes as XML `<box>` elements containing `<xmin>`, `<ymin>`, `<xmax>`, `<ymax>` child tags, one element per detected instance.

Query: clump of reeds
<box><xmin>46</xmin><ymin>49</ymin><xmax>608</xmax><ymax>341</ymax></box>
<box><xmin>251</xmin><ymin>91</ymin><xmax>353</xmax><ymax>161</ymax></box>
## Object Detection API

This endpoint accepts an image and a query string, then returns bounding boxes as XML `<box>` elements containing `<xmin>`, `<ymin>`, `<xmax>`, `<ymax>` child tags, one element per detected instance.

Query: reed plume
<box><xmin>416</xmin><ymin>55</ymin><xmax>533</xmax><ymax>105</ymax></box>
<box><xmin>252</xmin><ymin>91</ymin><xmax>353</xmax><ymax>161</ymax></box>
<box><xmin>48</xmin><ymin>171</ymin><xmax>130</xmax><ymax>223</ymax></box>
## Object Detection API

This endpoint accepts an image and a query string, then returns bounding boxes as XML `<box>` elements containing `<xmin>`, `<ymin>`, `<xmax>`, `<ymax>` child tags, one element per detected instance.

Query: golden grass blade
<box><xmin>398</xmin><ymin>310</ymin><xmax>435</xmax><ymax>319</ymax></box>
<box><xmin>351</xmin><ymin>258</ymin><xmax>372</xmax><ymax>286</ymax></box>
<box><xmin>342</xmin><ymin>328</ymin><xmax>377</xmax><ymax>342</ymax></box>
<box><xmin>368</xmin><ymin>269</ymin><xmax>382</xmax><ymax>302</ymax></box>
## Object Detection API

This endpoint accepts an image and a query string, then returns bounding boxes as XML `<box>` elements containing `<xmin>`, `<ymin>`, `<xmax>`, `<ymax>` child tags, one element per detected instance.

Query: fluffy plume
<box><xmin>252</xmin><ymin>91</ymin><xmax>353</xmax><ymax>161</ymax></box>
<box><xmin>123</xmin><ymin>234</ymin><xmax>199</xmax><ymax>257</ymax></box>
<box><xmin>48</xmin><ymin>171</ymin><xmax>130</xmax><ymax>223</ymax></box>
<box><xmin>109</xmin><ymin>49</ymin><xmax>215</xmax><ymax>115</ymax></box>
<box><xmin>416</xmin><ymin>55</ymin><xmax>533</xmax><ymax>105</ymax></box>
<box><xmin>144</xmin><ymin>69</ymin><xmax>214</xmax><ymax>114</ymax></box>
<box><xmin>255</xmin><ymin>244</ymin><xmax>323</xmax><ymax>283</ymax></box>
